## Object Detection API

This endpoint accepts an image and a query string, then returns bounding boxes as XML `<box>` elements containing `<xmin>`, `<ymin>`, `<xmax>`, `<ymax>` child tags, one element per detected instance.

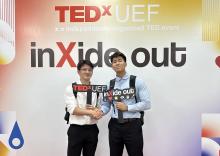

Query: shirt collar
<box><xmin>115</xmin><ymin>72</ymin><xmax>129</xmax><ymax>82</ymax></box>
<box><xmin>76</xmin><ymin>80</ymin><xmax>92</xmax><ymax>85</ymax></box>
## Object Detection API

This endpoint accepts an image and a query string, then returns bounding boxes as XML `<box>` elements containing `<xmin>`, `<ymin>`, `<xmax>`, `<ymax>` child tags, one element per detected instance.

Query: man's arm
<box><xmin>73</xmin><ymin>107</ymin><xmax>103</xmax><ymax>119</ymax></box>
<box><xmin>100</xmin><ymin>84</ymin><xmax>112</xmax><ymax>115</ymax></box>
<box><xmin>64</xmin><ymin>85</ymin><xmax>100</xmax><ymax>118</ymax></box>
<box><xmin>127</xmin><ymin>78</ymin><xmax>151</xmax><ymax>112</ymax></box>
<box><xmin>101</xmin><ymin>100</ymin><xmax>111</xmax><ymax>115</ymax></box>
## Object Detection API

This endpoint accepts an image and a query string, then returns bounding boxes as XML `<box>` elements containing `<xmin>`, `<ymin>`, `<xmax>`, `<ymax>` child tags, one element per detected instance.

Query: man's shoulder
<box><xmin>131</xmin><ymin>76</ymin><xmax>146</xmax><ymax>88</ymax></box>
<box><xmin>128</xmin><ymin>74</ymin><xmax>142</xmax><ymax>82</ymax></box>
<box><xmin>65</xmin><ymin>80</ymin><xmax>78</xmax><ymax>94</ymax></box>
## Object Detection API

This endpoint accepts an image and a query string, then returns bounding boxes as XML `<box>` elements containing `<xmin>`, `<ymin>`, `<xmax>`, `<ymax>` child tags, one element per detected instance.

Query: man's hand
<box><xmin>89</xmin><ymin>108</ymin><xmax>103</xmax><ymax>119</ymax></box>
<box><xmin>116</xmin><ymin>102</ymin><xmax>128</xmax><ymax>111</ymax></box>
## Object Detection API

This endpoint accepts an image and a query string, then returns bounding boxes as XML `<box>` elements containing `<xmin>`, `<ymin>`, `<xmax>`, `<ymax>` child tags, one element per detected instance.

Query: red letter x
<box><xmin>56</xmin><ymin>42</ymin><xmax>76</xmax><ymax>67</ymax></box>
<box><xmin>102</xmin><ymin>5</ymin><xmax>111</xmax><ymax>16</ymax></box>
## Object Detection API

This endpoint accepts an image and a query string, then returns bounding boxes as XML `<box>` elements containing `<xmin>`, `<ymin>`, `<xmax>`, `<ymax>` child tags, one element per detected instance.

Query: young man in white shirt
<box><xmin>65</xmin><ymin>60</ymin><xmax>102</xmax><ymax>156</ymax></box>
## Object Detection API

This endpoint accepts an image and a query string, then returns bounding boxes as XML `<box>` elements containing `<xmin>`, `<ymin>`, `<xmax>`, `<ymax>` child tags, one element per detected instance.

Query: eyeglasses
<box><xmin>80</xmin><ymin>68</ymin><xmax>93</xmax><ymax>72</ymax></box>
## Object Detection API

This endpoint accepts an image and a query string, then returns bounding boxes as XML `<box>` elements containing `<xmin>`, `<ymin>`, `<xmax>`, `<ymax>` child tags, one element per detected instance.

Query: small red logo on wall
<box><xmin>215</xmin><ymin>56</ymin><xmax>220</xmax><ymax>68</ymax></box>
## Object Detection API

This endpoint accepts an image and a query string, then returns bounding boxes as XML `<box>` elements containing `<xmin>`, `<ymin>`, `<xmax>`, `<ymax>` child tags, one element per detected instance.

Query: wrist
<box><xmin>125</xmin><ymin>105</ymin><xmax>128</xmax><ymax>111</ymax></box>
<box><xmin>87</xmin><ymin>109</ymin><xmax>93</xmax><ymax>116</ymax></box>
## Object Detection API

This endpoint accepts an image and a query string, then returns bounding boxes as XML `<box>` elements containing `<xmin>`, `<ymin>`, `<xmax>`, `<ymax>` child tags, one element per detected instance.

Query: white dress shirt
<box><xmin>64</xmin><ymin>80</ymin><xmax>100</xmax><ymax>125</ymax></box>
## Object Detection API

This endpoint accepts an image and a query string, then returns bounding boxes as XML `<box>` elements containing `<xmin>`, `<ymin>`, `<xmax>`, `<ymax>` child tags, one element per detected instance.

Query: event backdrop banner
<box><xmin>0</xmin><ymin>0</ymin><xmax>220</xmax><ymax>156</ymax></box>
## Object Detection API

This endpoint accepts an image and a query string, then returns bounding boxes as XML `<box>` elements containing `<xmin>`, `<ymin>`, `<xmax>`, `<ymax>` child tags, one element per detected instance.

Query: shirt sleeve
<box><xmin>64</xmin><ymin>85</ymin><xmax>78</xmax><ymax>115</ymax></box>
<box><xmin>95</xmin><ymin>93</ymin><xmax>102</xmax><ymax>108</ymax></box>
<box><xmin>100</xmin><ymin>84</ymin><xmax>111</xmax><ymax>115</ymax></box>
<box><xmin>127</xmin><ymin>78</ymin><xmax>151</xmax><ymax>112</ymax></box>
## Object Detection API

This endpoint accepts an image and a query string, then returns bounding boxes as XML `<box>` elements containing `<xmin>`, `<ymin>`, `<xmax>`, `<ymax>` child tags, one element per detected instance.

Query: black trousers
<box><xmin>67</xmin><ymin>124</ymin><xmax>99</xmax><ymax>156</ymax></box>
<box><xmin>108</xmin><ymin>118</ymin><xmax>143</xmax><ymax>156</ymax></box>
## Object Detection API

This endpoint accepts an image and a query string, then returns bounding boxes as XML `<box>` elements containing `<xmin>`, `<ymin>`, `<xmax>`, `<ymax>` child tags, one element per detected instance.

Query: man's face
<box><xmin>112</xmin><ymin>56</ymin><xmax>127</xmax><ymax>73</ymax></box>
<box><xmin>77</xmin><ymin>64</ymin><xmax>93</xmax><ymax>81</ymax></box>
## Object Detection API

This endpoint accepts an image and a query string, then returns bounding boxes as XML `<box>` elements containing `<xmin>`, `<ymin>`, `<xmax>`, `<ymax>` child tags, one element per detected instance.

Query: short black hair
<box><xmin>77</xmin><ymin>60</ymin><xmax>94</xmax><ymax>70</ymax></box>
<box><xmin>110</xmin><ymin>51</ymin><xmax>126</xmax><ymax>63</ymax></box>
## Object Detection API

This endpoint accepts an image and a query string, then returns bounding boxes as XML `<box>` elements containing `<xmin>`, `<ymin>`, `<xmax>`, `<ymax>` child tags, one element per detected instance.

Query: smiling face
<box><xmin>77</xmin><ymin>64</ymin><xmax>93</xmax><ymax>82</ymax></box>
<box><xmin>111</xmin><ymin>56</ymin><xmax>127</xmax><ymax>73</ymax></box>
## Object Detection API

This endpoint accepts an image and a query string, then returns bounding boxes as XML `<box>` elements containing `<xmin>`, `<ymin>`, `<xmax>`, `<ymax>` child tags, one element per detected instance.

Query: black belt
<box><xmin>111</xmin><ymin>118</ymin><xmax>139</xmax><ymax>124</ymax></box>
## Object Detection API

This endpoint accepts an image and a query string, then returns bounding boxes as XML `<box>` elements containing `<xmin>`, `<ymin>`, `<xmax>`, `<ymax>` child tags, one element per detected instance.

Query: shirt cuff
<box><xmin>127</xmin><ymin>105</ymin><xmax>136</xmax><ymax>112</ymax></box>
<box><xmin>101</xmin><ymin>107</ymin><xmax>108</xmax><ymax>115</ymax></box>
